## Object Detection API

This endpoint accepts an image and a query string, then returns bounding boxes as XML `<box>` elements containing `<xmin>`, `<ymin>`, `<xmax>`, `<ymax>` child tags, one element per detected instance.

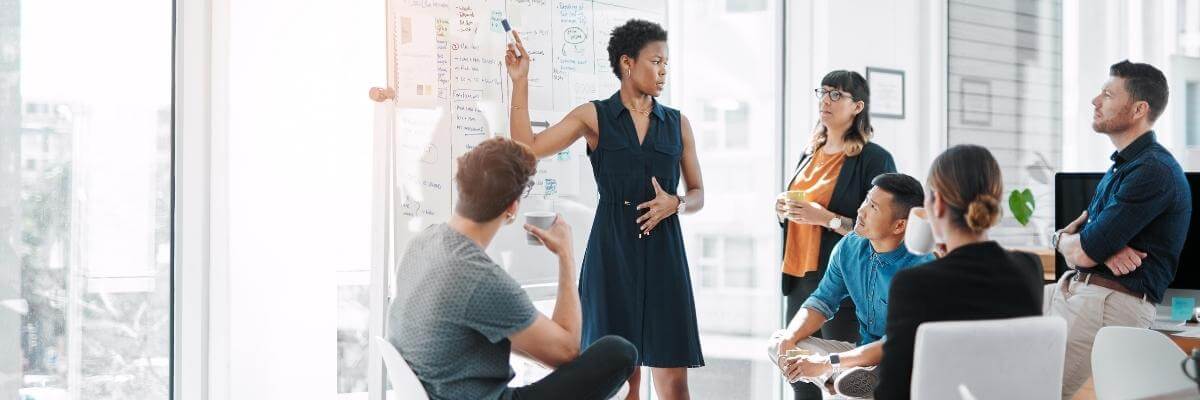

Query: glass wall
<box><xmin>667</xmin><ymin>0</ymin><xmax>782</xmax><ymax>398</ymax></box>
<box><xmin>947</xmin><ymin>0</ymin><xmax>1063</xmax><ymax>246</ymax></box>
<box><xmin>0</xmin><ymin>0</ymin><xmax>172</xmax><ymax>398</ymax></box>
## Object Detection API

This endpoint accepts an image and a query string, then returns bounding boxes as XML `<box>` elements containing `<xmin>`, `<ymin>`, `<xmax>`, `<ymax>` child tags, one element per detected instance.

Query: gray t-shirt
<box><xmin>387</xmin><ymin>224</ymin><xmax>538</xmax><ymax>400</ymax></box>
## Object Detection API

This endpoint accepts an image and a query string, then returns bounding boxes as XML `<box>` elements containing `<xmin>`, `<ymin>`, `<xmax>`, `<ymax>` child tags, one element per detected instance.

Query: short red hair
<box><xmin>454</xmin><ymin>138</ymin><xmax>538</xmax><ymax>222</ymax></box>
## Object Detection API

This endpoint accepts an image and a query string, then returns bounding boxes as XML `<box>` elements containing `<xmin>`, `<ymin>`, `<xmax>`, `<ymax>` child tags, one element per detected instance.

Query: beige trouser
<box><xmin>1044</xmin><ymin>272</ymin><xmax>1155</xmax><ymax>399</ymax></box>
<box><xmin>766</xmin><ymin>329</ymin><xmax>858</xmax><ymax>387</ymax></box>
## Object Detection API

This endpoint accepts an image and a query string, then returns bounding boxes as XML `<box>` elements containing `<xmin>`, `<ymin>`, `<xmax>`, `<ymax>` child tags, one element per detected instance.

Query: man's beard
<box><xmin>1093</xmin><ymin>107</ymin><xmax>1134</xmax><ymax>134</ymax></box>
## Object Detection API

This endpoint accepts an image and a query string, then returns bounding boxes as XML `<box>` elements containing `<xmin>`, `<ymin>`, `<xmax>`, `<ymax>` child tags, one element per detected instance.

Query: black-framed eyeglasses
<box><xmin>520</xmin><ymin>180</ymin><xmax>536</xmax><ymax>198</ymax></box>
<box><xmin>814</xmin><ymin>88</ymin><xmax>852</xmax><ymax>102</ymax></box>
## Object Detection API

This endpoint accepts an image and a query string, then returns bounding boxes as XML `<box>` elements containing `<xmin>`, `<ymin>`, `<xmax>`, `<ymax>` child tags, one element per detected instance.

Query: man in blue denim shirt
<box><xmin>767</xmin><ymin>173</ymin><xmax>934</xmax><ymax>399</ymax></box>
<box><xmin>1048</xmin><ymin>60</ymin><xmax>1193</xmax><ymax>399</ymax></box>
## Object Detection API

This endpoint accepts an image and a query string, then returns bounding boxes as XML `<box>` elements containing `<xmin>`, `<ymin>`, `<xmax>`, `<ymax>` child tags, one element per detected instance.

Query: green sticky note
<box><xmin>1172</xmin><ymin>297</ymin><xmax>1195</xmax><ymax>321</ymax></box>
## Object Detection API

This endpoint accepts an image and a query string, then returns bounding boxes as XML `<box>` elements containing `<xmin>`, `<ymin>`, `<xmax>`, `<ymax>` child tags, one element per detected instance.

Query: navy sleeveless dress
<box><xmin>579</xmin><ymin>91</ymin><xmax>705</xmax><ymax>368</ymax></box>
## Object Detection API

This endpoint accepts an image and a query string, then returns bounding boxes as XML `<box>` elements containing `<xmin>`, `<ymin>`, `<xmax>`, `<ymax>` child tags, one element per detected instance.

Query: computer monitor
<box><xmin>1054</xmin><ymin>173</ymin><xmax>1199</xmax><ymax>294</ymax></box>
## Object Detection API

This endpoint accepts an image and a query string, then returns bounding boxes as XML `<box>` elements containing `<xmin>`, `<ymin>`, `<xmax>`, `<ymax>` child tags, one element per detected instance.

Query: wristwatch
<box><xmin>1051</xmin><ymin>229</ymin><xmax>1065</xmax><ymax>252</ymax></box>
<box><xmin>676</xmin><ymin>195</ymin><xmax>687</xmax><ymax>215</ymax></box>
<box><xmin>828</xmin><ymin>353</ymin><xmax>842</xmax><ymax>373</ymax></box>
<box><xmin>828</xmin><ymin>216</ymin><xmax>843</xmax><ymax>231</ymax></box>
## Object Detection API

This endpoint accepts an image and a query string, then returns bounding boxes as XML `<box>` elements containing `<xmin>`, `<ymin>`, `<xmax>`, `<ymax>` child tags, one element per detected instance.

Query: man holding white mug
<box><xmin>769</xmin><ymin>173</ymin><xmax>933</xmax><ymax>398</ymax></box>
<box><xmin>388</xmin><ymin>138</ymin><xmax>638</xmax><ymax>400</ymax></box>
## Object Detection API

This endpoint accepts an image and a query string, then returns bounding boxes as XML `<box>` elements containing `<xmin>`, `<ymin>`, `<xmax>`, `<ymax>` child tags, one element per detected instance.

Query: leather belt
<box><xmin>1071</xmin><ymin>271</ymin><xmax>1146</xmax><ymax>300</ymax></box>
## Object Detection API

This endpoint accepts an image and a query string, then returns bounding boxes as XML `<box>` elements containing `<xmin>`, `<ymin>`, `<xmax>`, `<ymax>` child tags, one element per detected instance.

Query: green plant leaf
<box><xmin>1009</xmin><ymin>188</ymin><xmax>1035</xmax><ymax>226</ymax></box>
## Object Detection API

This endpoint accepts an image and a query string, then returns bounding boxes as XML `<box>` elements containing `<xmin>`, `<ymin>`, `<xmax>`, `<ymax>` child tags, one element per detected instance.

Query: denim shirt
<box><xmin>801</xmin><ymin>233</ymin><xmax>934</xmax><ymax>345</ymax></box>
<box><xmin>1079</xmin><ymin>131</ymin><xmax>1192</xmax><ymax>303</ymax></box>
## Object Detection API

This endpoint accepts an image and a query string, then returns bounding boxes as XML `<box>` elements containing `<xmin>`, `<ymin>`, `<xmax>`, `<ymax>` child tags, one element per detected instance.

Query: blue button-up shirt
<box><xmin>801</xmin><ymin>232</ymin><xmax>934</xmax><ymax>345</ymax></box>
<box><xmin>1079</xmin><ymin>131</ymin><xmax>1192</xmax><ymax>304</ymax></box>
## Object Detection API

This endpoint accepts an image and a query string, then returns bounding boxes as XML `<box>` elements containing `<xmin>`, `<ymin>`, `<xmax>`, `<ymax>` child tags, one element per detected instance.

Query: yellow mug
<box><xmin>785</xmin><ymin>190</ymin><xmax>807</xmax><ymax>203</ymax></box>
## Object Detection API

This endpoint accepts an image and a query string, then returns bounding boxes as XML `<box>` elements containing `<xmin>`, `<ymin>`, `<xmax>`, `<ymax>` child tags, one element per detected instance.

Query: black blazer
<box><xmin>874</xmin><ymin>241</ymin><xmax>1044</xmax><ymax>400</ymax></box>
<box><xmin>779</xmin><ymin>141</ymin><xmax>896</xmax><ymax>290</ymax></box>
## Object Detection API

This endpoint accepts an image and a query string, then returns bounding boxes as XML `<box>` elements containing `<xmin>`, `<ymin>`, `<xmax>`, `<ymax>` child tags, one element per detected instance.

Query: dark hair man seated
<box><xmin>768</xmin><ymin>173</ymin><xmax>932</xmax><ymax>399</ymax></box>
<box><xmin>387</xmin><ymin>138</ymin><xmax>637</xmax><ymax>400</ymax></box>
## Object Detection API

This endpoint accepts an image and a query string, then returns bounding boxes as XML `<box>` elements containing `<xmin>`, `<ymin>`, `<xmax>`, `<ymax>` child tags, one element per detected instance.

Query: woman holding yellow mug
<box><xmin>774</xmin><ymin>70</ymin><xmax>896</xmax><ymax>399</ymax></box>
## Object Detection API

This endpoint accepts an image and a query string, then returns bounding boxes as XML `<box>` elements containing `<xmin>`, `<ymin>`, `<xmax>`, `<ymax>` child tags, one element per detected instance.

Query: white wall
<box><xmin>1063</xmin><ymin>0</ymin><xmax>1193</xmax><ymax>172</ymax></box>
<box><xmin>791</xmin><ymin>0</ymin><xmax>945</xmax><ymax>181</ymax></box>
<box><xmin>223</xmin><ymin>0</ymin><xmax>379</xmax><ymax>398</ymax></box>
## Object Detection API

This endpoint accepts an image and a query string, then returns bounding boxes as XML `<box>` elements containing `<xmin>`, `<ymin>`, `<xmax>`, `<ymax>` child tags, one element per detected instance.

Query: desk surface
<box><xmin>1008</xmin><ymin>246</ymin><xmax>1057</xmax><ymax>281</ymax></box>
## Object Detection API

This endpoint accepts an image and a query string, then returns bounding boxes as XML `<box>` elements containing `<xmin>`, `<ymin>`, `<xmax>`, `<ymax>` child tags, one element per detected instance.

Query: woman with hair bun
<box><xmin>873</xmin><ymin>145</ymin><xmax>1044</xmax><ymax>399</ymax></box>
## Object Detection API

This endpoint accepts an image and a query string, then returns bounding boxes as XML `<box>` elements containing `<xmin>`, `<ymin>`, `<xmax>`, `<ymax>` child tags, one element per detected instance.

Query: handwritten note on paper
<box><xmin>552</xmin><ymin>0</ymin><xmax>596</xmax><ymax>109</ymax></box>
<box><xmin>394</xmin><ymin>13</ymin><xmax>438</xmax><ymax>107</ymax></box>
<box><xmin>507</xmin><ymin>0</ymin><xmax>555</xmax><ymax>111</ymax></box>
<box><xmin>395</xmin><ymin>107</ymin><xmax>452</xmax><ymax>232</ymax></box>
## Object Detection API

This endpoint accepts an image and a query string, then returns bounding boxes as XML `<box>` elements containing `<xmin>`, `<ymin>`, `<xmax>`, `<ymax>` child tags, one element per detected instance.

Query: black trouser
<box><xmin>783</xmin><ymin>273</ymin><xmax>861</xmax><ymax>399</ymax></box>
<box><xmin>511</xmin><ymin>335</ymin><xmax>638</xmax><ymax>400</ymax></box>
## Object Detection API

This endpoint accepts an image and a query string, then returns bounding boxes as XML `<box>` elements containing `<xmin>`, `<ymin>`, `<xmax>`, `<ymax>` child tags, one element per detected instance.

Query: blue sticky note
<box><xmin>1172</xmin><ymin>297</ymin><xmax>1196</xmax><ymax>321</ymax></box>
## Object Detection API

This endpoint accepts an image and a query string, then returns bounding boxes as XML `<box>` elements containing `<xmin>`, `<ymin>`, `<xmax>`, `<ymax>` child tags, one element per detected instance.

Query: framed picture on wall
<box><xmin>866</xmin><ymin>67</ymin><xmax>905</xmax><ymax>119</ymax></box>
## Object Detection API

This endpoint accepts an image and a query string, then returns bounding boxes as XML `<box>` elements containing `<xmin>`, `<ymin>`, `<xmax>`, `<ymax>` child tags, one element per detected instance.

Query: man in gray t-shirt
<box><xmin>385</xmin><ymin>137</ymin><xmax>637</xmax><ymax>400</ymax></box>
<box><xmin>388</xmin><ymin>224</ymin><xmax>538</xmax><ymax>399</ymax></box>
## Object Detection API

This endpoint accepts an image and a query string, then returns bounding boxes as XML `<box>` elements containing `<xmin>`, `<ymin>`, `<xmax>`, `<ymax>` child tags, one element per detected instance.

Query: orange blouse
<box><xmin>782</xmin><ymin>150</ymin><xmax>846</xmax><ymax>277</ymax></box>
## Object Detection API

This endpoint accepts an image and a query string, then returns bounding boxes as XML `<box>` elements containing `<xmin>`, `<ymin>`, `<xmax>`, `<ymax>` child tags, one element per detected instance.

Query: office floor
<box><xmin>1072</xmin><ymin>379</ymin><xmax>1095</xmax><ymax>400</ymax></box>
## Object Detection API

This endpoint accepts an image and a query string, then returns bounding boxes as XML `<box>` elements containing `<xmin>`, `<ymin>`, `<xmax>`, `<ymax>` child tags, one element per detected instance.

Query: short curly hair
<box><xmin>607</xmin><ymin>19</ymin><xmax>668</xmax><ymax>80</ymax></box>
<box><xmin>454</xmin><ymin>138</ymin><xmax>537</xmax><ymax>222</ymax></box>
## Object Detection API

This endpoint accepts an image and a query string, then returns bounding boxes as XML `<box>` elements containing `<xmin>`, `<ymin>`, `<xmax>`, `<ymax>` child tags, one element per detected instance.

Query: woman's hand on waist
<box><xmin>635</xmin><ymin>177</ymin><xmax>679</xmax><ymax>236</ymax></box>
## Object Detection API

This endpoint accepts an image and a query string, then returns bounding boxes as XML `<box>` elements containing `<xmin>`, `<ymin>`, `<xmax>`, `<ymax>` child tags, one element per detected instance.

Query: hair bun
<box><xmin>964</xmin><ymin>194</ymin><xmax>1001</xmax><ymax>232</ymax></box>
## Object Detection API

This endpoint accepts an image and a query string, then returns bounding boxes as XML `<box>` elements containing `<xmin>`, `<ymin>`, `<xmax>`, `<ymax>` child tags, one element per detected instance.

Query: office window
<box><xmin>1179</xmin><ymin>0</ymin><xmax>1200</xmax><ymax>56</ymax></box>
<box><xmin>1188</xmin><ymin>82</ymin><xmax>1200</xmax><ymax>147</ymax></box>
<box><xmin>726</xmin><ymin>0</ymin><xmax>767</xmax><ymax>13</ymax></box>
<box><xmin>670</xmin><ymin>0</ymin><xmax>781</xmax><ymax>397</ymax></box>
<box><xmin>695</xmin><ymin>236</ymin><xmax>721</xmax><ymax>288</ymax></box>
<box><xmin>691</xmin><ymin>235</ymin><xmax>758</xmax><ymax>289</ymax></box>
<box><xmin>1</xmin><ymin>0</ymin><xmax>172</xmax><ymax>398</ymax></box>
<box><xmin>337</xmin><ymin>273</ymin><xmax>371</xmax><ymax>395</ymax></box>
<box><xmin>947</xmin><ymin>0</ymin><xmax>1062</xmax><ymax>246</ymax></box>
<box><xmin>695</xmin><ymin>99</ymin><xmax>752</xmax><ymax>150</ymax></box>
<box><xmin>723</xmin><ymin>237</ymin><xmax>756</xmax><ymax>288</ymax></box>
<box><xmin>724</xmin><ymin>102</ymin><xmax>750</xmax><ymax>149</ymax></box>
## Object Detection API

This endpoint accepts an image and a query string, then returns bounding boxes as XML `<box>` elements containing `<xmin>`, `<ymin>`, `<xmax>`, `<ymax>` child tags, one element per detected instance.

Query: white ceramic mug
<box><xmin>524</xmin><ymin>212</ymin><xmax>557</xmax><ymax>245</ymax></box>
<box><xmin>905</xmin><ymin>207</ymin><xmax>936</xmax><ymax>255</ymax></box>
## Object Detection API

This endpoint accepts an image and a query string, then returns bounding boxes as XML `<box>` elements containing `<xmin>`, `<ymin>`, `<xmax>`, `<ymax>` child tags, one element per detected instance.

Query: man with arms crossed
<box><xmin>1049</xmin><ymin>60</ymin><xmax>1193</xmax><ymax>399</ymax></box>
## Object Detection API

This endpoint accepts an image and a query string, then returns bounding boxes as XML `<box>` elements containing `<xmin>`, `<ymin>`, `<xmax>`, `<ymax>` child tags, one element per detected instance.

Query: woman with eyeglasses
<box><xmin>773</xmin><ymin>70</ymin><xmax>896</xmax><ymax>399</ymax></box>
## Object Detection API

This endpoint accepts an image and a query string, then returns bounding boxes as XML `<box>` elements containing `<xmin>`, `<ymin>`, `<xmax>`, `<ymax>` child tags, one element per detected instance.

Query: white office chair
<box><xmin>375</xmin><ymin>335</ymin><xmax>430</xmax><ymax>399</ymax></box>
<box><xmin>911</xmin><ymin>316</ymin><xmax>1067</xmax><ymax>399</ymax></box>
<box><xmin>1092</xmin><ymin>326</ymin><xmax>1196</xmax><ymax>400</ymax></box>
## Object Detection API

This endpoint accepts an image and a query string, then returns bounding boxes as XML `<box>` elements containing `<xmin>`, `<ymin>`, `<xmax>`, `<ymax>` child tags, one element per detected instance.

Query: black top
<box><xmin>874</xmin><ymin>241</ymin><xmax>1044</xmax><ymax>400</ymax></box>
<box><xmin>779</xmin><ymin>141</ymin><xmax>896</xmax><ymax>291</ymax></box>
<box><xmin>1077</xmin><ymin>131</ymin><xmax>1192</xmax><ymax>303</ymax></box>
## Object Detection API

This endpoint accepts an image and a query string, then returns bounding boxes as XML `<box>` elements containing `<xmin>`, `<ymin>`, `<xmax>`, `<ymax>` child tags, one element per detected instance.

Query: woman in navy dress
<box><xmin>505</xmin><ymin>20</ymin><xmax>704</xmax><ymax>399</ymax></box>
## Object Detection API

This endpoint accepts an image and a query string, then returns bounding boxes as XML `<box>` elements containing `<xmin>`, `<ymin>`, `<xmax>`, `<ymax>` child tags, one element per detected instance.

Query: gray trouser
<box><xmin>1044</xmin><ymin>273</ymin><xmax>1155</xmax><ymax>399</ymax></box>
<box><xmin>767</xmin><ymin>330</ymin><xmax>871</xmax><ymax>397</ymax></box>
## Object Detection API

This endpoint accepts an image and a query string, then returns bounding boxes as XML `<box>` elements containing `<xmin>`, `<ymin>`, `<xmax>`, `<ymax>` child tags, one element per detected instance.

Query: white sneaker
<box><xmin>833</xmin><ymin>366</ymin><xmax>878</xmax><ymax>399</ymax></box>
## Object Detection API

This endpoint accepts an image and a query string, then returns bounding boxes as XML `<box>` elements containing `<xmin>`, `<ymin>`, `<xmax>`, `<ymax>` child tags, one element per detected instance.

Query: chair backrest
<box><xmin>1092</xmin><ymin>326</ymin><xmax>1193</xmax><ymax>400</ymax></box>
<box><xmin>375</xmin><ymin>335</ymin><xmax>430</xmax><ymax>399</ymax></box>
<box><xmin>911</xmin><ymin>316</ymin><xmax>1067</xmax><ymax>400</ymax></box>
